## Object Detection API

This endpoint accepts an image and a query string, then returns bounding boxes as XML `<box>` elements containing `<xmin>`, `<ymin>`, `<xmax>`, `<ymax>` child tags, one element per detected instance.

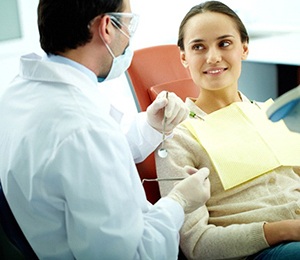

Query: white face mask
<box><xmin>98</xmin><ymin>36</ymin><xmax>133</xmax><ymax>82</ymax></box>
<box><xmin>95</xmin><ymin>12</ymin><xmax>139</xmax><ymax>82</ymax></box>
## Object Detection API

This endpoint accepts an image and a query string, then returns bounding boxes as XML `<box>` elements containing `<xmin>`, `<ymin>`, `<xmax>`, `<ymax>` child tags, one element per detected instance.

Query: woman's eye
<box><xmin>219</xmin><ymin>41</ymin><xmax>230</xmax><ymax>48</ymax></box>
<box><xmin>192</xmin><ymin>44</ymin><xmax>204</xmax><ymax>51</ymax></box>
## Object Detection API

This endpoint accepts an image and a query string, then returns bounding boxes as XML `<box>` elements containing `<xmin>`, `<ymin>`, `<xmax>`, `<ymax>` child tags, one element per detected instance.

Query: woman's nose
<box><xmin>206</xmin><ymin>48</ymin><xmax>222</xmax><ymax>64</ymax></box>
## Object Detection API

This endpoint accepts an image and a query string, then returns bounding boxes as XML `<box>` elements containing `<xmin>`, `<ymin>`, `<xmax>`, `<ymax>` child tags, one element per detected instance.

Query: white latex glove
<box><xmin>146</xmin><ymin>91</ymin><xmax>189</xmax><ymax>133</ymax></box>
<box><xmin>167</xmin><ymin>167</ymin><xmax>211</xmax><ymax>213</ymax></box>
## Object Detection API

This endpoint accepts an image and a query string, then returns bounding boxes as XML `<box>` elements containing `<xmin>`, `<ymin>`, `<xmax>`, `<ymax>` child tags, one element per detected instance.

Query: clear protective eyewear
<box><xmin>106</xmin><ymin>12</ymin><xmax>139</xmax><ymax>38</ymax></box>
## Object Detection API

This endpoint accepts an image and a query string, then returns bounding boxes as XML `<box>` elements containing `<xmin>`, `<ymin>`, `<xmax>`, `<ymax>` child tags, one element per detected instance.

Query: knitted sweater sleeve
<box><xmin>180</xmin><ymin>207</ymin><xmax>267</xmax><ymax>259</ymax></box>
<box><xmin>155</xmin><ymin>124</ymin><xmax>269</xmax><ymax>259</ymax></box>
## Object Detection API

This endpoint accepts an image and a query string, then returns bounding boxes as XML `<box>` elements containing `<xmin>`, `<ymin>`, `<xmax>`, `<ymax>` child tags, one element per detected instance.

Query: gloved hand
<box><xmin>146</xmin><ymin>91</ymin><xmax>189</xmax><ymax>133</ymax></box>
<box><xmin>167</xmin><ymin>167</ymin><xmax>211</xmax><ymax>213</ymax></box>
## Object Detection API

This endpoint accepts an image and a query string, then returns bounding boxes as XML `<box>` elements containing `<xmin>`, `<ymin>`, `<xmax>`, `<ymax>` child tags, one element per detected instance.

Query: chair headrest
<box><xmin>148</xmin><ymin>78</ymin><xmax>199</xmax><ymax>102</ymax></box>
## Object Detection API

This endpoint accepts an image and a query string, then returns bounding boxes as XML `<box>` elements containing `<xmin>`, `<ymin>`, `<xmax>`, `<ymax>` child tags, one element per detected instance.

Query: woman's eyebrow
<box><xmin>217</xmin><ymin>34</ymin><xmax>235</xmax><ymax>40</ymax></box>
<box><xmin>188</xmin><ymin>34</ymin><xmax>235</xmax><ymax>45</ymax></box>
<box><xmin>188</xmin><ymin>38</ymin><xmax>204</xmax><ymax>45</ymax></box>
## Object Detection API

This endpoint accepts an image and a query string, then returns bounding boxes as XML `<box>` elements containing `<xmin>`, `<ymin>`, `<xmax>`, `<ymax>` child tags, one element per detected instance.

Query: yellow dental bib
<box><xmin>184</xmin><ymin>101</ymin><xmax>300</xmax><ymax>190</ymax></box>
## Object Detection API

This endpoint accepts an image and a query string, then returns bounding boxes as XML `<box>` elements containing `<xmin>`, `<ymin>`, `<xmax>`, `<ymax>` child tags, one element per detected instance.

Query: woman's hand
<box><xmin>264</xmin><ymin>219</ymin><xmax>300</xmax><ymax>245</ymax></box>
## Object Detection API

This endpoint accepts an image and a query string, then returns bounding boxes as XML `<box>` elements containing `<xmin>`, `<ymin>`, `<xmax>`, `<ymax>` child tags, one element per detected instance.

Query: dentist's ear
<box><xmin>180</xmin><ymin>51</ymin><xmax>189</xmax><ymax>68</ymax></box>
<box><xmin>98</xmin><ymin>15</ymin><xmax>115</xmax><ymax>44</ymax></box>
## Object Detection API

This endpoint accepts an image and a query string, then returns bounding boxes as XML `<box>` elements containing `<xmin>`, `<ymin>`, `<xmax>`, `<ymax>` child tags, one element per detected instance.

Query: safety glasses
<box><xmin>106</xmin><ymin>12</ymin><xmax>139</xmax><ymax>38</ymax></box>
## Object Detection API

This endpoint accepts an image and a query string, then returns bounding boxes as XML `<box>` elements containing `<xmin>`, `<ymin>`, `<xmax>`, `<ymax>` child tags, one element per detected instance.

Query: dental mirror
<box><xmin>158</xmin><ymin>92</ymin><xmax>168</xmax><ymax>158</ymax></box>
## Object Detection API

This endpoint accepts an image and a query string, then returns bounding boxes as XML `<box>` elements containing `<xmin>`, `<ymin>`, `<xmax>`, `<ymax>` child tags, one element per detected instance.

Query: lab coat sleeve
<box><xmin>123</xmin><ymin>111</ymin><xmax>162</xmax><ymax>163</ymax></box>
<box><xmin>42</xmin><ymin>125</ymin><xmax>183</xmax><ymax>259</ymax></box>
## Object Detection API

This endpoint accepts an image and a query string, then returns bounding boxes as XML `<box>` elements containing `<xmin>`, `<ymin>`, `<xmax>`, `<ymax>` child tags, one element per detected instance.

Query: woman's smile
<box><xmin>204</xmin><ymin>67</ymin><xmax>228</xmax><ymax>75</ymax></box>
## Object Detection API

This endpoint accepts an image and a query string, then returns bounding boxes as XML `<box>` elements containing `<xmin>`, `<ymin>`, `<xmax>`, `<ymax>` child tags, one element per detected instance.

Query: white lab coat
<box><xmin>0</xmin><ymin>54</ymin><xmax>183</xmax><ymax>259</ymax></box>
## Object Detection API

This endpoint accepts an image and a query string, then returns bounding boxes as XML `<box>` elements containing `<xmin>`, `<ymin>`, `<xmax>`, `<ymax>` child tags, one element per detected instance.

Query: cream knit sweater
<box><xmin>155</xmin><ymin>97</ymin><xmax>300</xmax><ymax>260</ymax></box>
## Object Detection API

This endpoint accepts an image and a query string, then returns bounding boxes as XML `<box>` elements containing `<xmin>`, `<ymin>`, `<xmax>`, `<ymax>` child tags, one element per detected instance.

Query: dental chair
<box><xmin>0</xmin><ymin>182</ymin><xmax>38</xmax><ymax>259</ymax></box>
<box><xmin>126</xmin><ymin>44</ymin><xmax>198</xmax><ymax>204</ymax></box>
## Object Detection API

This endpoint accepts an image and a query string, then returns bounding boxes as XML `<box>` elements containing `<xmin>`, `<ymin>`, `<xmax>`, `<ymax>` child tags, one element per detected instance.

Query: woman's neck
<box><xmin>195</xmin><ymin>89</ymin><xmax>242</xmax><ymax>114</ymax></box>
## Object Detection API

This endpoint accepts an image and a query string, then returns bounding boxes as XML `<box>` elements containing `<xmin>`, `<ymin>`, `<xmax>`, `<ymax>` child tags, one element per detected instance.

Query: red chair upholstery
<box><xmin>127</xmin><ymin>44</ymin><xmax>192</xmax><ymax>112</ymax></box>
<box><xmin>149</xmin><ymin>78</ymin><xmax>199</xmax><ymax>102</ymax></box>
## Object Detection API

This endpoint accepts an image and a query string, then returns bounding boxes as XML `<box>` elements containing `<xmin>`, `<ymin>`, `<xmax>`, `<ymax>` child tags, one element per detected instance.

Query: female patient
<box><xmin>156</xmin><ymin>1</ymin><xmax>300</xmax><ymax>259</ymax></box>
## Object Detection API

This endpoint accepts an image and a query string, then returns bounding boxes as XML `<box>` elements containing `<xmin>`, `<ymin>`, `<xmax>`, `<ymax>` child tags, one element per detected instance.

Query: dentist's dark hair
<box><xmin>38</xmin><ymin>0</ymin><xmax>124</xmax><ymax>55</ymax></box>
<box><xmin>177</xmin><ymin>1</ymin><xmax>249</xmax><ymax>51</ymax></box>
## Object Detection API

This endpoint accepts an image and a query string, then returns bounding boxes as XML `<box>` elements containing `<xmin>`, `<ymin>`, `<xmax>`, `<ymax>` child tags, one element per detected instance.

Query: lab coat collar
<box><xmin>20</xmin><ymin>53</ymin><xmax>98</xmax><ymax>90</ymax></box>
<box><xmin>45</xmin><ymin>54</ymin><xmax>98</xmax><ymax>83</ymax></box>
<box><xmin>19</xmin><ymin>53</ymin><xmax>122</xmax><ymax>123</ymax></box>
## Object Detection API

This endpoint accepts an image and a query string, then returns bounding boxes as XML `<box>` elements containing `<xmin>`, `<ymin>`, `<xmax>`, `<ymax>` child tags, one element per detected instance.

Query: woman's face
<box><xmin>180</xmin><ymin>11</ymin><xmax>248</xmax><ymax>92</ymax></box>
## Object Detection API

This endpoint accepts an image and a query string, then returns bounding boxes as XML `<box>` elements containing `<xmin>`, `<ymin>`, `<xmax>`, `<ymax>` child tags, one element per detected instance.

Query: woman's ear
<box><xmin>241</xmin><ymin>42</ymin><xmax>249</xmax><ymax>60</ymax></box>
<box><xmin>180</xmin><ymin>51</ymin><xmax>189</xmax><ymax>68</ymax></box>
